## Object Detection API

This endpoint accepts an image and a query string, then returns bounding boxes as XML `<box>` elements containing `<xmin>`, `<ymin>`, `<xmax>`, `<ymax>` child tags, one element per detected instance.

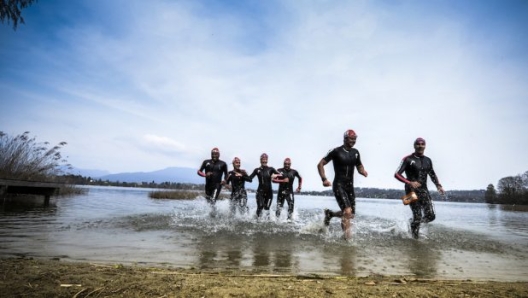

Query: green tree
<box><xmin>497</xmin><ymin>175</ymin><xmax>523</xmax><ymax>204</ymax></box>
<box><xmin>1</xmin><ymin>0</ymin><xmax>37</xmax><ymax>30</ymax></box>
<box><xmin>0</xmin><ymin>131</ymin><xmax>70</xmax><ymax>181</ymax></box>
<box><xmin>484</xmin><ymin>184</ymin><xmax>497</xmax><ymax>204</ymax></box>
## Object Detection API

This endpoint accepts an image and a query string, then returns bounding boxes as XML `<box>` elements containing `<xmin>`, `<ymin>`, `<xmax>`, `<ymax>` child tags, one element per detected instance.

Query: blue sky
<box><xmin>1</xmin><ymin>0</ymin><xmax>527</xmax><ymax>191</ymax></box>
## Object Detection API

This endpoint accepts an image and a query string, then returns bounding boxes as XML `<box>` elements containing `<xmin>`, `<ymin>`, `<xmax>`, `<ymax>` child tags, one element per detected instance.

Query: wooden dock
<box><xmin>0</xmin><ymin>178</ymin><xmax>64</xmax><ymax>206</ymax></box>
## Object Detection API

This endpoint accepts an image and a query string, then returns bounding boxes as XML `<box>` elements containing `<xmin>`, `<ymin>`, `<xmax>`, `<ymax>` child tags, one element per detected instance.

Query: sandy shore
<box><xmin>1</xmin><ymin>258</ymin><xmax>527</xmax><ymax>298</ymax></box>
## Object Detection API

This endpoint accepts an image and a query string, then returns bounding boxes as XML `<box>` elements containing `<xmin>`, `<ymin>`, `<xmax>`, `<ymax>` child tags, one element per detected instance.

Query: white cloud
<box><xmin>1</xmin><ymin>0</ymin><xmax>527</xmax><ymax>190</ymax></box>
<box><xmin>142</xmin><ymin>134</ymin><xmax>187</xmax><ymax>153</ymax></box>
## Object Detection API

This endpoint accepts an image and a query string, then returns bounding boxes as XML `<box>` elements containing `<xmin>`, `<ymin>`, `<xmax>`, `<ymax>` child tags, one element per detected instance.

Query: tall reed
<box><xmin>0</xmin><ymin>131</ymin><xmax>71</xmax><ymax>181</ymax></box>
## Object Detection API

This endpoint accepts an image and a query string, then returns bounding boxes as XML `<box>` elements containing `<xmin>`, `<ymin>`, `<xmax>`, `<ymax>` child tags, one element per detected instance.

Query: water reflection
<box><xmin>226</xmin><ymin>247</ymin><xmax>243</xmax><ymax>268</ymax></box>
<box><xmin>498</xmin><ymin>204</ymin><xmax>528</xmax><ymax>212</ymax></box>
<box><xmin>252</xmin><ymin>235</ymin><xmax>272</xmax><ymax>269</ymax></box>
<box><xmin>487</xmin><ymin>204</ymin><xmax>528</xmax><ymax>237</ymax></box>
<box><xmin>196</xmin><ymin>232</ymin><xmax>247</xmax><ymax>270</ymax></box>
<box><xmin>337</xmin><ymin>247</ymin><xmax>357</xmax><ymax>275</ymax></box>
<box><xmin>406</xmin><ymin>240</ymin><xmax>439</xmax><ymax>278</ymax></box>
<box><xmin>1</xmin><ymin>195</ymin><xmax>56</xmax><ymax>213</ymax></box>
<box><xmin>251</xmin><ymin>233</ymin><xmax>297</xmax><ymax>272</ymax></box>
<box><xmin>193</xmin><ymin>230</ymin><xmax>299</xmax><ymax>273</ymax></box>
<box><xmin>275</xmin><ymin>247</ymin><xmax>293</xmax><ymax>270</ymax></box>
<box><xmin>486</xmin><ymin>204</ymin><xmax>499</xmax><ymax>227</ymax></box>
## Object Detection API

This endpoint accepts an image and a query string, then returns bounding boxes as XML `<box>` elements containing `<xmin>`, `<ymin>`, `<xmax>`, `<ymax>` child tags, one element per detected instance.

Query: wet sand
<box><xmin>1</xmin><ymin>257</ymin><xmax>526</xmax><ymax>298</ymax></box>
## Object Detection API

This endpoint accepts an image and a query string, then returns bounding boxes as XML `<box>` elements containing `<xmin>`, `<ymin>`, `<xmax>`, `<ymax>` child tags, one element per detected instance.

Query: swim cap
<box><xmin>284</xmin><ymin>158</ymin><xmax>291</xmax><ymax>164</ymax></box>
<box><xmin>343</xmin><ymin>129</ymin><xmax>357</xmax><ymax>138</ymax></box>
<box><xmin>232</xmin><ymin>157</ymin><xmax>240</xmax><ymax>164</ymax></box>
<box><xmin>211</xmin><ymin>147</ymin><xmax>220</xmax><ymax>153</ymax></box>
<box><xmin>414</xmin><ymin>138</ymin><xmax>426</xmax><ymax>145</ymax></box>
<box><xmin>260</xmin><ymin>153</ymin><xmax>268</xmax><ymax>159</ymax></box>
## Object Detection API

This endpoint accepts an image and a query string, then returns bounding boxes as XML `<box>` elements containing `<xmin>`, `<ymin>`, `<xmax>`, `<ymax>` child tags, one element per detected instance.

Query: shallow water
<box><xmin>1</xmin><ymin>186</ymin><xmax>527</xmax><ymax>281</ymax></box>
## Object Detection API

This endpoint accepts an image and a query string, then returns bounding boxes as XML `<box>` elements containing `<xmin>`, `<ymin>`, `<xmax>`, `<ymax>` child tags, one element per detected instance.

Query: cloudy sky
<box><xmin>1</xmin><ymin>0</ymin><xmax>527</xmax><ymax>191</ymax></box>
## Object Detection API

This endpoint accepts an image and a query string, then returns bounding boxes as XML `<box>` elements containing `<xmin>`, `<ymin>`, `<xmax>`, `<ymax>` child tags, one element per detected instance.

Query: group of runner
<box><xmin>198</xmin><ymin>129</ymin><xmax>445</xmax><ymax>240</ymax></box>
<box><xmin>197</xmin><ymin>149</ymin><xmax>302</xmax><ymax>221</ymax></box>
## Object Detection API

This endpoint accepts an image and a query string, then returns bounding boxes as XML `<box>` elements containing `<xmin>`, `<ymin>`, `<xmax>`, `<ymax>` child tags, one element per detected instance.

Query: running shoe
<box><xmin>411</xmin><ymin>224</ymin><xmax>420</xmax><ymax>239</ymax></box>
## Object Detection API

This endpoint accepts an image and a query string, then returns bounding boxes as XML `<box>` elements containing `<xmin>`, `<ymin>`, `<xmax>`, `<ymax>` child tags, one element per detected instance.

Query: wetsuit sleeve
<box><xmin>248</xmin><ymin>168</ymin><xmax>257</xmax><ymax>181</ymax></box>
<box><xmin>222</xmin><ymin>162</ymin><xmax>228</xmax><ymax>180</ymax></box>
<box><xmin>428</xmin><ymin>160</ymin><xmax>442</xmax><ymax>187</ymax></box>
<box><xmin>355</xmin><ymin>150</ymin><xmax>363</xmax><ymax>167</ymax></box>
<box><xmin>225</xmin><ymin>171</ymin><xmax>232</xmax><ymax>185</ymax></box>
<box><xmin>296</xmin><ymin>171</ymin><xmax>303</xmax><ymax>187</ymax></box>
<box><xmin>295</xmin><ymin>170</ymin><xmax>302</xmax><ymax>180</ymax></box>
<box><xmin>394</xmin><ymin>156</ymin><xmax>411</xmax><ymax>184</ymax></box>
<box><xmin>243</xmin><ymin>172</ymin><xmax>252</xmax><ymax>182</ymax></box>
<box><xmin>197</xmin><ymin>160</ymin><xmax>207</xmax><ymax>177</ymax></box>
<box><xmin>322</xmin><ymin>148</ymin><xmax>335</xmax><ymax>163</ymax></box>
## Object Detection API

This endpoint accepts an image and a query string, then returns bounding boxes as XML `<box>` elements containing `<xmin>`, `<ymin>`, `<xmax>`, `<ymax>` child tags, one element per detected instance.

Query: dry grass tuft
<box><xmin>0</xmin><ymin>131</ymin><xmax>70</xmax><ymax>181</ymax></box>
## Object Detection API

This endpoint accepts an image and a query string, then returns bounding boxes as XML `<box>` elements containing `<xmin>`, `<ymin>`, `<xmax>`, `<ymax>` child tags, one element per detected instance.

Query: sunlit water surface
<box><xmin>1</xmin><ymin>186</ymin><xmax>526</xmax><ymax>281</ymax></box>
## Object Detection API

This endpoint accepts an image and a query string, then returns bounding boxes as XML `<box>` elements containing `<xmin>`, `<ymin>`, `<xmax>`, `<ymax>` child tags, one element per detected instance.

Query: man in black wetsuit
<box><xmin>394</xmin><ymin>137</ymin><xmax>445</xmax><ymax>239</ymax></box>
<box><xmin>225</xmin><ymin>157</ymin><xmax>251</xmax><ymax>215</ymax></box>
<box><xmin>317</xmin><ymin>129</ymin><xmax>368</xmax><ymax>240</ymax></box>
<box><xmin>248</xmin><ymin>153</ymin><xmax>288</xmax><ymax>219</ymax></box>
<box><xmin>275</xmin><ymin>158</ymin><xmax>302</xmax><ymax>221</ymax></box>
<box><xmin>197</xmin><ymin>147</ymin><xmax>228</xmax><ymax>213</ymax></box>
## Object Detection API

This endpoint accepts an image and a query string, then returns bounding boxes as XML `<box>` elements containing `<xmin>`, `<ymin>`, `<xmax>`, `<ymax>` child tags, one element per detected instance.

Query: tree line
<box><xmin>61</xmin><ymin>174</ymin><xmax>486</xmax><ymax>203</ymax></box>
<box><xmin>485</xmin><ymin>171</ymin><xmax>528</xmax><ymax>205</ymax></box>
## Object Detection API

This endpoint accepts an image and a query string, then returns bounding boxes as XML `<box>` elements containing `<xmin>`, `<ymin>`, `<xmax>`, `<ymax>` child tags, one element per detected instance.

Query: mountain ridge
<box><xmin>72</xmin><ymin>167</ymin><xmax>204</xmax><ymax>184</ymax></box>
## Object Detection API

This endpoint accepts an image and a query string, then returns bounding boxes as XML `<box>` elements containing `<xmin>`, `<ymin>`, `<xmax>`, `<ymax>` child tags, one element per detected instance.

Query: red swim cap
<box><xmin>343</xmin><ymin>129</ymin><xmax>357</xmax><ymax>138</ymax></box>
<box><xmin>414</xmin><ymin>138</ymin><xmax>426</xmax><ymax>145</ymax></box>
<box><xmin>284</xmin><ymin>157</ymin><xmax>291</xmax><ymax>163</ymax></box>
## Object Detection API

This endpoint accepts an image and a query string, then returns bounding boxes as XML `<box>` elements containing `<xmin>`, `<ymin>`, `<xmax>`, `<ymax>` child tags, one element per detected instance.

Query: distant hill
<box><xmin>70</xmin><ymin>166</ymin><xmax>260</xmax><ymax>188</ymax></box>
<box><xmin>68</xmin><ymin>168</ymin><xmax>111</xmax><ymax>178</ymax></box>
<box><xmin>96</xmin><ymin>167</ymin><xmax>204</xmax><ymax>184</ymax></box>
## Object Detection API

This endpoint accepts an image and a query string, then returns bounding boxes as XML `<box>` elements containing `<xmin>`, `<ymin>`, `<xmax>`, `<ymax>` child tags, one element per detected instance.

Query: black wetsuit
<box><xmin>249</xmin><ymin>166</ymin><xmax>280</xmax><ymax>217</ymax></box>
<box><xmin>395</xmin><ymin>153</ymin><xmax>442</xmax><ymax>236</ymax></box>
<box><xmin>275</xmin><ymin>168</ymin><xmax>302</xmax><ymax>219</ymax></box>
<box><xmin>198</xmin><ymin>159</ymin><xmax>228</xmax><ymax>205</ymax></box>
<box><xmin>226</xmin><ymin>169</ymin><xmax>251</xmax><ymax>214</ymax></box>
<box><xmin>322</xmin><ymin>145</ymin><xmax>363</xmax><ymax>213</ymax></box>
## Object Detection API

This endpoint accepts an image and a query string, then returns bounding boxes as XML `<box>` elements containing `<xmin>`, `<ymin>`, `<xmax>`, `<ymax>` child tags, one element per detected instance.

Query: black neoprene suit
<box><xmin>198</xmin><ymin>159</ymin><xmax>228</xmax><ymax>204</ymax></box>
<box><xmin>322</xmin><ymin>146</ymin><xmax>363</xmax><ymax>213</ymax></box>
<box><xmin>276</xmin><ymin>168</ymin><xmax>302</xmax><ymax>218</ymax></box>
<box><xmin>226</xmin><ymin>170</ymin><xmax>251</xmax><ymax>214</ymax></box>
<box><xmin>395</xmin><ymin>153</ymin><xmax>442</xmax><ymax>235</ymax></box>
<box><xmin>249</xmin><ymin>166</ymin><xmax>279</xmax><ymax>217</ymax></box>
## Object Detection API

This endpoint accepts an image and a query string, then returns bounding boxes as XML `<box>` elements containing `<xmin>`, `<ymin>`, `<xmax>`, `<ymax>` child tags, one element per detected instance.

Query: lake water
<box><xmin>1</xmin><ymin>186</ymin><xmax>527</xmax><ymax>281</ymax></box>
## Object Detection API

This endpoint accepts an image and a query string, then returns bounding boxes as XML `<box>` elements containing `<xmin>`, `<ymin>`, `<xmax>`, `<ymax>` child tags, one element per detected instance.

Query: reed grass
<box><xmin>0</xmin><ymin>131</ymin><xmax>71</xmax><ymax>181</ymax></box>
<box><xmin>55</xmin><ymin>184</ymin><xmax>88</xmax><ymax>196</ymax></box>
